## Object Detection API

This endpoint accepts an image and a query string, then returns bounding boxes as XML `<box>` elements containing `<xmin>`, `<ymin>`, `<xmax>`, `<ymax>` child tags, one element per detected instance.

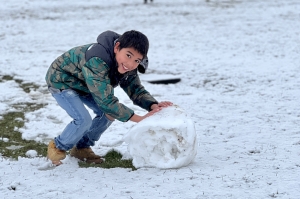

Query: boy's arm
<box><xmin>129</xmin><ymin>109</ymin><xmax>159</xmax><ymax>122</ymax></box>
<box><xmin>129</xmin><ymin>101</ymin><xmax>173</xmax><ymax>122</ymax></box>
<box><xmin>120</xmin><ymin>72</ymin><xmax>158</xmax><ymax>111</ymax></box>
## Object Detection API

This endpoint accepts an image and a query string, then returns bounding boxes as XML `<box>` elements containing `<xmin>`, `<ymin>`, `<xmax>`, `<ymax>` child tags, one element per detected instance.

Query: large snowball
<box><xmin>124</xmin><ymin>105</ymin><xmax>197</xmax><ymax>169</ymax></box>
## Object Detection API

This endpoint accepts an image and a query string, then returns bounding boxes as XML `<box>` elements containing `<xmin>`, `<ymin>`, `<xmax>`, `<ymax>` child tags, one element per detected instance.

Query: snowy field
<box><xmin>1</xmin><ymin>0</ymin><xmax>300</xmax><ymax>198</ymax></box>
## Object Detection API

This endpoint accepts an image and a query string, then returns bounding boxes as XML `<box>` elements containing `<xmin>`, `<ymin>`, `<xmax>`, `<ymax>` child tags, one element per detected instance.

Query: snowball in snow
<box><xmin>26</xmin><ymin>150</ymin><xmax>38</xmax><ymax>158</ymax></box>
<box><xmin>1</xmin><ymin>137</ymin><xmax>9</xmax><ymax>142</ymax></box>
<box><xmin>124</xmin><ymin>105</ymin><xmax>197</xmax><ymax>169</ymax></box>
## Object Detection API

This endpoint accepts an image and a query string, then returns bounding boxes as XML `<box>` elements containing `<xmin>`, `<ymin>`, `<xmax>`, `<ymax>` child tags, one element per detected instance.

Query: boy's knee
<box><xmin>84</xmin><ymin>117</ymin><xmax>93</xmax><ymax>128</ymax></box>
<box><xmin>75</xmin><ymin>115</ymin><xmax>92</xmax><ymax>129</ymax></box>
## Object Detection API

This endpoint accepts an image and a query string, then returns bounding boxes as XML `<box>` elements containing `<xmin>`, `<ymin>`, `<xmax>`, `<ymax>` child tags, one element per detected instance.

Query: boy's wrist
<box><xmin>150</xmin><ymin>103</ymin><xmax>159</xmax><ymax>110</ymax></box>
<box><xmin>129</xmin><ymin>114</ymin><xmax>143</xmax><ymax>123</ymax></box>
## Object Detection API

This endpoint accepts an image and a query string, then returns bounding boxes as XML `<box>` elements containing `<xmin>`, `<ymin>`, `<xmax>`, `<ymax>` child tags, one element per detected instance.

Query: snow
<box><xmin>124</xmin><ymin>105</ymin><xmax>197</xmax><ymax>169</ymax></box>
<box><xmin>0</xmin><ymin>0</ymin><xmax>300</xmax><ymax>198</ymax></box>
<box><xmin>1</xmin><ymin>138</ymin><xmax>9</xmax><ymax>142</ymax></box>
<box><xmin>25</xmin><ymin>150</ymin><xmax>38</xmax><ymax>158</ymax></box>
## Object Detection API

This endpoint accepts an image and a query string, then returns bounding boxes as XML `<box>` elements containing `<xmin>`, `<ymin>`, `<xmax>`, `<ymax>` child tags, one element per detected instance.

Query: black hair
<box><xmin>117</xmin><ymin>30</ymin><xmax>149</xmax><ymax>58</ymax></box>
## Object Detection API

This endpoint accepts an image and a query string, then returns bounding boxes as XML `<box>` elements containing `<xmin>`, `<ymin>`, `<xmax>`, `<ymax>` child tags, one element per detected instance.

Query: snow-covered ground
<box><xmin>0</xmin><ymin>0</ymin><xmax>300</xmax><ymax>198</ymax></box>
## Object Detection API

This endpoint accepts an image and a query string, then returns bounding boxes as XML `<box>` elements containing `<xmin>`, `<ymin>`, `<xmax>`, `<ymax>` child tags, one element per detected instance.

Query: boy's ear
<box><xmin>114</xmin><ymin>42</ymin><xmax>120</xmax><ymax>53</ymax></box>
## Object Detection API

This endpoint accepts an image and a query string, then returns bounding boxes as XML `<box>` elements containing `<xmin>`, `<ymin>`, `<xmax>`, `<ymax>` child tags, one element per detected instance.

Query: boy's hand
<box><xmin>144</xmin><ymin>107</ymin><xmax>162</xmax><ymax>118</ymax></box>
<box><xmin>130</xmin><ymin>101</ymin><xmax>173</xmax><ymax>123</ymax></box>
<box><xmin>151</xmin><ymin>101</ymin><xmax>173</xmax><ymax>110</ymax></box>
<box><xmin>130</xmin><ymin>108</ymin><xmax>162</xmax><ymax>123</ymax></box>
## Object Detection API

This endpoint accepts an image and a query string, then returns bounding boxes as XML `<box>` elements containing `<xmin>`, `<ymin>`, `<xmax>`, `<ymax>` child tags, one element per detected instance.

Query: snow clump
<box><xmin>124</xmin><ymin>105</ymin><xmax>197</xmax><ymax>169</ymax></box>
<box><xmin>25</xmin><ymin>150</ymin><xmax>38</xmax><ymax>158</ymax></box>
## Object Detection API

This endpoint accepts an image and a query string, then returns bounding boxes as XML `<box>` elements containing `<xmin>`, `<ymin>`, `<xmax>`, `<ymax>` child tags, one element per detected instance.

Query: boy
<box><xmin>45</xmin><ymin>30</ymin><xmax>172</xmax><ymax>165</ymax></box>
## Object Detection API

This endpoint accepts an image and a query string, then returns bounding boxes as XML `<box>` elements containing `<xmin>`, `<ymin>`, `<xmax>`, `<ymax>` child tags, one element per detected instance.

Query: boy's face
<box><xmin>114</xmin><ymin>42</ymin><xmax>143</xmax><ymax>74</ymax></box>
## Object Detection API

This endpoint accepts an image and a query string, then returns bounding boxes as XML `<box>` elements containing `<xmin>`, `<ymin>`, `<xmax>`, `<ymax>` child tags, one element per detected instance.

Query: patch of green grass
<box><xmin>2</xmin><ymin>75</ymin><xmax>14</xmax><ymax>81</ymax></box>
<box><xmin>79</xmin><ymin>150</ymin><xmax>136</xmax><ymax>170</ymax></box>
<box><xmin>0</xmin><ymin>111</ymin><xmax>47</xmax><ymax>159</ymax></box>
<box><xmin>15</xmin><ymin>79</ymin><xmax>40</xmax><ymax>93</ymax></box>
<box><xmin>13</xmin><ymin>102</ymin><xmax>45</xmax><ymax>112</ymax></box>
<box><xmin>0</xmin><ymin>75</ymin><xmax>48</xmax><ymax>159</ymax></box>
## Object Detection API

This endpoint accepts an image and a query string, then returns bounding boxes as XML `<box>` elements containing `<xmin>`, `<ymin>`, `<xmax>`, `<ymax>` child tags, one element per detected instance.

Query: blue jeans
<box><xmin>49</xmin><ymin>87</ymin><xmax>113</xmax><ymax>151</ymax></box>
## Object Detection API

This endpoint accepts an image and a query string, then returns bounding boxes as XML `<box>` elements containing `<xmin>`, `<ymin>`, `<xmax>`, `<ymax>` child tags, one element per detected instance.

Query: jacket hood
<box><xmin>87</xmin><ymin>30</ymin><xmax>148</xmax><ymax>74</ymax></box>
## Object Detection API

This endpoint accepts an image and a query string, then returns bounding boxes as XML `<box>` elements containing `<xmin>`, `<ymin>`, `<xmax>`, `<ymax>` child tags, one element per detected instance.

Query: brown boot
<box><xmin>47</xmin><ymin>140</ymin><xmax>66</xmax><ymax>166</ymax></box>
<box><xmin>70</xmin><ymin>147</ymin><xmax>104</xmax><ymax>164</ymax></box>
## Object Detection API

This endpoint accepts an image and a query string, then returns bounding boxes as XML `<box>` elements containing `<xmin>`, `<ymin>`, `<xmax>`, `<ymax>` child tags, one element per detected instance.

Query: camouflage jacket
<box><xmin>45</xmin><ymin>31</ymin><xmax>158</xmax><ymax>122</ymax></box>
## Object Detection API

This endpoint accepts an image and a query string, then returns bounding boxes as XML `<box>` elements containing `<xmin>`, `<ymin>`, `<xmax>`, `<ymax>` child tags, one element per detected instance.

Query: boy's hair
<box><xmin>118</xmin><ymin>30</ymin><xmax>149</xmax><ymax>58</ymax></box>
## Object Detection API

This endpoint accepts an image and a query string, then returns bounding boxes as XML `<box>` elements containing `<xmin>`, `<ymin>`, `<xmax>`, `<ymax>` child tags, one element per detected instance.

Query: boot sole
<box><xmin>46</xmin><ymin>156</ymin><xmax>63</xmax><ymax>166</ymax></box>
<box><xmin>52</xmin><ymin>160</ymin><xmax>63</xmax><ymax>166</ymax></box>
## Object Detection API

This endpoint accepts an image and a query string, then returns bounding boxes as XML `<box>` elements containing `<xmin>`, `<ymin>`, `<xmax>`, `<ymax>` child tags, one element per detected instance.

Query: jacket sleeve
<box><xmin>82</xmin><ymin>57</ymin><xmax>134</xmax><ymax>122</ymax></box>
<box><xmin>120</xmin><ymin>72</ymin><xmax>158</xmax><ymax>111</ymax></box>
